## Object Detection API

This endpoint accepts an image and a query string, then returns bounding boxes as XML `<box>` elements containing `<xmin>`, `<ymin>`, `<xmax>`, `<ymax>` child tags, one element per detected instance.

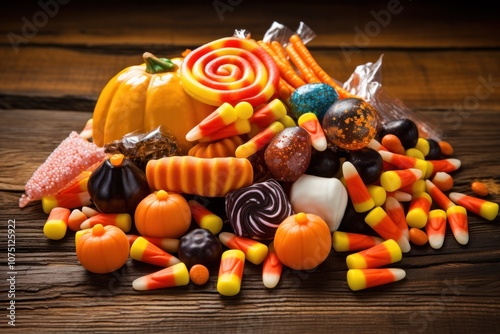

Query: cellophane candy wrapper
<box><xmin>342</xmin><ymin>55</ymin><xmax>442</xmax><ymax>140</ymax></box>
<box><xmin>261</xmin><ymin>21</ymin><xmax>442</xmax><ymax>140</ymax></box>
<box><xmin>104</xmin><ymin>127</ymin><xmax>180</xmax><ymax>170</ymax></box>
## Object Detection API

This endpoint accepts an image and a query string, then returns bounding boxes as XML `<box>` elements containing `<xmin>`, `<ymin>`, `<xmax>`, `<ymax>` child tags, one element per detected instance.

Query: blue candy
<box><xmin>288</xmin><ymin>83</ymin><xmax>338</xmax><ymax>121</ymax></box>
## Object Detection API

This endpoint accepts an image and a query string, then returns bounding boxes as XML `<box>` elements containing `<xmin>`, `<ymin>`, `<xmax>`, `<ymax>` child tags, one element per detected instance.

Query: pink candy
<box><xmin>19</xmin><ymin>131</ymin><xmax>106</xmax><ymax>208</ymax></box>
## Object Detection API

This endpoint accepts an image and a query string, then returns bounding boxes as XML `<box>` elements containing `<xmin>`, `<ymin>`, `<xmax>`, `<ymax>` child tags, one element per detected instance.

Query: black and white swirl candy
<box><xmin>225</xmin><ymin>178</ymin><xmax>293</xmax><ymax>240</ymax></box>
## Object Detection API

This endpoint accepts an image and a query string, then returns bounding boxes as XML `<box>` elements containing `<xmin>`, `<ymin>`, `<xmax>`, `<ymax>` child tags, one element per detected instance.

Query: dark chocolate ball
<box><xmin>379</xmin><ymin>118</ymin><xmax>419</xmax><ymax>149</ymax></box>
<box><xmin>178</xmin><ymin>228</ymin><xmax>223</xmax><ymax>269</ymax></box>
<box><xmin>346</xmin><ymin>147</ymin><xmax>383</xmax><ymax>185</ymax></box>
<box><xmin>305</xmin><ymin>148</ymin><xmax>341</xmax><ymax>178</ymax></box>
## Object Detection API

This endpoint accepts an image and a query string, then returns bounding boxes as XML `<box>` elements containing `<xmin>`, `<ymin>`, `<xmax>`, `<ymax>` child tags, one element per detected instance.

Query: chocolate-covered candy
<box><xmin>426</xmin><ymin>138</ymin><xmax>442</xmax><ymax>160</ymax></box>
<box><xmin>264</xmin><ymin>126</ymin><xmax>312</xmax><ymax>182</ymax></box>
<box><xmin>305</xmin><ymin>148</ymin><xmax>340</xmax><ymax>178</ymax></box>
<box><xmin>379</xmin><ymin>118</ymin><xmax>419</xmax><ymax>149</ymax></box>
<box><xmin>178</xmin><ymin>228</ymin><xmax>223</xmax><ymax>269</ymax></box>
<box><xmin>225</xmin><ymin>179</ymin><xmax>293</xmax><ymax>240</ymax></box>
<box><xmin>346</xmin><ymin>147</ymin><xmax>383</xmax><ymax>185</ymax></box>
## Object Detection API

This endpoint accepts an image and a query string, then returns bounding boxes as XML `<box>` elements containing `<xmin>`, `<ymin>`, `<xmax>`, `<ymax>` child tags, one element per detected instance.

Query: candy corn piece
<box><xmin>378</xmin><ymin>150</ymin><xmax>427</xmax><ymax>177</ymax></box>
<box><xmin>130</xmin><ymin>236</ymin><xmax>180</xmax><ymax>267</ymax></box>
<box><xmin>298</xmin><ymin>112</ymin><xmax>327</xmax><ymax>151</ymax></box>
<box><xmin>386</xmin><ymin>191</ymin><xmax>413</xmax><ymax>202</ymax></box>
<box><xmin>80</xmin><ymin>213</ymin><xmax>132</xmax><ymax>233</ymax></box>
<box><xmin>446</xmin><ymin>206</ymin><xmax>469</xmax><ymax>245</ymax></box>
<box><xmin>42</xmin><ymin>191</ymin><xmax>92</xmax><ymax>214</ymax></box>
<box><xmin>343</xmin><ymin>161</ymin><xmax>375</xmax><ymax>213</ymax></box>
<box><xmin>126</xmin><ymin>235</ymin><xmax>179</xmax><ymax>254</ymax></box>
<box><xmin>219</xmin><ymin>232</ymin><xmax>268</xmax><ymax>265</ymax></box>
<box><xmin>425</xmin><ymin>158</ymin><xmax>461</xmax><ymax>178</ymax></box>
<box><xmin>234</xmin><ymin>101</ymin><xmax>254</xmax><ymax>120</ymax></box>
<box><xmin>132</xmin><ymin>262</ymin><xmax>190</xmax><ymax>291</ymax></box>
<box><xmin>364</xmin><ymin>207</ymin><xmax>411</xmax><ymax>253</ymax></box>
<box><xmin>186</xmin><ymin>102</ymin><xmax>238</xmax><ymax>141</ymax></box>
<box><xmin>346</xmin><ymin>239</ymin><xmax>402</xmax><ymax>269</ymax></box>
<box><xmin>449</xmin><ymin>192</ymin><xmax>499</xmax><ymax>221</ymax></box>
<box><xmin>188</xmin><ymin>200</ymin><xmax>223</xmax><ymax>234</ymax></box>
<box><xmin>366</xmin><ymin>185</ymin><xmax>387</xmax><ymax>207</ymax></box>
<box><xmin>347</xmin><ymin>268</ymin><xmax>406</xmax><ymax>291</ymax></box>
<box><xmin>81</xmin><ymin>206</ymin><xmax>100</xmax><ymax>217</ymax></box>
<box><xmin>58</xmin><ymin>172</ymin><xmax>90</xmax><ymax>195</ymax></box>
<box><xmin>79</xmin><ymin>118</ymin><xmax>93</xmax><ymax>139</ymax></box>
<box><xmin>199</xmin><ymin>119</ymin><xmax>251</xmax><ymax>142</ymax></box>
<box><xmin>262</xmin><ymin>242</ymin><xmax>282</xmax><ymax>289</ymax></box>
<box><xmin>431</xmin><ymin>172</ymin><xmax>454</xmax><ymax>192</ymax></box>
<box><xmin>380</xmin><ymin>168</ymin><xmax>422</xmax><ymax>192</ymax></box>
<box><xmin>248</xmin><ymin>98</ymin><xmax>287</xmax><ymax>130</ymax></box>
<box><xmin>399</xmin><ymin>179</ymin><xmax>426</xmax><ymax>195</ymax></box>
<box><xmin>332</xmin><ymin>231</ymin><xmax>384</xmax><ymax>252</ymax></box>
<box><xmin>67</xmin><ymin>209</ymin><xmax>87</xmax><ymax>232</ymax></box>
<box><xmin>278</xmin><ymin>114</ymin><xmax>296</xmax><ymax>128</ymax></box>
<box><xmin>235</xmin><ymin>121</ymin><xmax>284</xmax><ymax>159</ymax></box>
<box><xmin>425</xmin><ymin>209</ymin><xmax>447</xmax><ymax>250</ymax></box>
<box><xmin>406</xmin><ymin>192</ymin><xmax>432</xmax><ymax>229</ymax></box>
<box><xmin>43</xmin><ymin>207</ymin><xmax>70</xmax><ymax>240</ymax></box>
<box><xmin>425</xmin><ymin>179</ymin><xmax>455</xmax><ymax>211</ymax></box>
<box><xmin>384</xmin><ymin>196</ymin><xmax>409</xmax><ymax>240</ymax></box>
<box><xmin>217</xmin><ymin>249</ymin><xmax>246</xmax><ymax>296</ymax></box>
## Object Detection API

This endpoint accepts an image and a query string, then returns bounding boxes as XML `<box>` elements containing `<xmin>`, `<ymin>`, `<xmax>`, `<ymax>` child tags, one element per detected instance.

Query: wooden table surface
<box><xmin>1</xmin><ymin>1</ymin><xmax>499</xmax><ymax>333</ymax></box>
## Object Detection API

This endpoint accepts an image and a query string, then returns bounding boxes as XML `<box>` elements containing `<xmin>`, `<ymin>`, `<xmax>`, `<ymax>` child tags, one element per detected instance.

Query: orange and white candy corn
<box><xmin>446</xmin><ymin>205</ymin><xmax>469</xmax><ymax>245</ymax></box>
<box><xmin>188</xmin><ymin>199</ymin><xmax>223</xmax><ymax>234</ymax></box>
<box><xmin>378</xmin><ymin>150</ymin><xmax>428</xmax><ymax>177</ymax></box>
<box><xmin>132</xmin><ymin>262</ymin><xmax>190</xmax><ymax>290</ymax></box>
<box><xmin>126</xmin><ymin>234</ymin><xmax>179</xmax><ymax>254</ymax></box>
<box><xmin>235</xmin><ymin>121</ymin><xmax>284</xmax><ymax>159</ymax></box>
<box><xmin>130</xmin><ymin>236</ymin><xmax>181</xmax><ymax>267</ymax></box>
<box><xmin>80</xmin><ymin>213</ymin><xmax>132</xmax><ymax>233</ymax></box>
<box><xmin>384</xmin><ymin>196</ymin><xmax>409</xmax><ymax>240</ymax></box>
<box><xmin>364</xmin><ymin>207</ymin><xmax>411</xmax><ymax>253</ymax></box>
<box><xmin>42</xmin><ymin>191</ymin><xmax>91</xmax><ymax>214</ymax></box>
<box><xmin>449</xmin><ymin>192</ymin><xmax>499</xmax><ymax>221</ymax></box>
<box><xmin>219</xmin><ymin>232</ymin><xmax>268</xmax><ymax>265</ymax></box>
<box><xmin>262</xmin><ymin>242</ymin><xmax>282</xmax><ymax>289</ymax></box>
<box><xmin>298</xmin><ymin>112</ymin><xmax>327</xmax><ymax>151</ymax></box>
<box><xmin>346</xmin><ymin>239</ymin><xmax>402</xmax><ymax>269</ymax></box>
<box><xmin>380</xmin><ymin>168</ymin><xmax>422</xmax><ymax>192</ymax></box>
<box><xmin>425</xmin><ymin>179</ymin><xmax>455</xmax><ymax>211</ymax></box>
<box><xmin>43</xmin><ymin>207</ymin><xmax>70</xmax><ymax>240</ymax></box>
<box><xmin>425</xmin><ymin>209</ymin><xmax>447</xmax><ymax>250</ymax></box>
<box><xmin>343</xmin><ymin>161</ymin><xmax>375</xmax><ymax>213</ymax></box>
<box><xmin>347</xmin><ymin>268</ymin><xmax>406</xmax><ymax>291</ymax></box>
<box><xmin>406</xmin><ymin>192</ymin><xmax>432</xmax><ymax>229</ymax></box>
<box><xmin>332</xmin><ymin>231</ymin><xmax>384</xmax><ymax>252</ymax></box>
<box><xmin>217</xmin><ymin>249</ymin><xmax>246</xmax><ymax>296</ymax></box>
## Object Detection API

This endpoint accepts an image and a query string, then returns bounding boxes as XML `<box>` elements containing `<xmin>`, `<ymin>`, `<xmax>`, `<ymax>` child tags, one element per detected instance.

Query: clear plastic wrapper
<box><xmin>104</xmin><ymin>127</ymin><xmax>180</xmax><ymax>170</ymax></box>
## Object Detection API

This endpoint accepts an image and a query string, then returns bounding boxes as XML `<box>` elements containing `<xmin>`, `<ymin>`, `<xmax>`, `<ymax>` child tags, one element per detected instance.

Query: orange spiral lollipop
<box><xmin>180</xmin><ymin>37</ymin><xmax>280</xmax><ymax>107</ymax></box>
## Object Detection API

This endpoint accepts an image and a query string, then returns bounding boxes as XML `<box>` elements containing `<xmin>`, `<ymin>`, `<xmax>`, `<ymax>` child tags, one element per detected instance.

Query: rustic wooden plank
<box><xmin>1</xmin><ymin>1</ymin><xmax>499</xmax><ymax>49</ymax></box>
<box><xmin>1</xmin><ymin>47</ymin><xmax>499</xmax><ymax>111</ymax></box>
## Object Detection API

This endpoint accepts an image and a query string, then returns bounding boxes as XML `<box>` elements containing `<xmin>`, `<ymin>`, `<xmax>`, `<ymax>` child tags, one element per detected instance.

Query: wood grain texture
<box><xmin>1</xmin><ymin>1</ymin><xmax>500</xmax><ymax>333</ymax></box>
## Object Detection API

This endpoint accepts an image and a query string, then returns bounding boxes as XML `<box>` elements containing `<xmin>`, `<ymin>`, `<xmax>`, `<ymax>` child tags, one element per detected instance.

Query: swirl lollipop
<box><xmin>181</xmin><ymin>37</ymin><xmax>280</xmax><ymax>107</ymax></box>
<box><xmin>225</xmin><ymin>179</ymin><xmax>293</xmax><ymax>240</ymax></box>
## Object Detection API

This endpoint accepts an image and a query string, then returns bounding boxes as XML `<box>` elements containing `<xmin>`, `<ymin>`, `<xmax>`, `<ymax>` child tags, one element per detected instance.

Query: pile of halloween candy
<box><xmin>20</xmin><ymin>23</ymin><xmax>499</xmax><ymax>295</ymax></box>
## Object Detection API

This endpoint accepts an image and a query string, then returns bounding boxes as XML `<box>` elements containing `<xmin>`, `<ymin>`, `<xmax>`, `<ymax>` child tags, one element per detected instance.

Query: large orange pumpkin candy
<box><xmin>274</xmin><ymin>212</ymin><xmax>332</xmax><ymax>271</ymax></box>
<box><xmin>92</xmin><ymin>52</ymin><xmax>216</xmax><ymax>153</ymax></box>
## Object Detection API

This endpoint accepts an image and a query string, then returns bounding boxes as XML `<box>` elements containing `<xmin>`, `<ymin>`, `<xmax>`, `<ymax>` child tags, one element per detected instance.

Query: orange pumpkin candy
<box><xmin>92</xmin><ymin>52</ymin><xmax>216</xmax><ymax>153</ymax></box>
<box><xmin>274</xmin><ymin>212</ymin><xmax>332</xmax><ymax>270</ymax></box>
<box><xmin>75</xmin><ymin>224</ymin><xmax>129</xmax><ymax>274</ymax></box>
<box><xmin>134</xmin><ymin>190</ymin><xmax>191</xmax><ymax>238</ymax></box>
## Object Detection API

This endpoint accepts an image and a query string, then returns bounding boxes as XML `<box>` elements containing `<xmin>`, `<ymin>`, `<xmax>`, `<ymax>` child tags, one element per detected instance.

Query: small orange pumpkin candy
<box><xmin>75</xmin><ymin>224</ymin><xmax>129</xmax><ymax>274</ymax></box>
<box><xmin>134</xmin><ymin>190</ymin><xmax>191</xmax><ymax>238</ymax></box>
<box><xmin>273</xmin><ymin>212</ymin><xmax>332</xmax><ymax>271</ymax></box>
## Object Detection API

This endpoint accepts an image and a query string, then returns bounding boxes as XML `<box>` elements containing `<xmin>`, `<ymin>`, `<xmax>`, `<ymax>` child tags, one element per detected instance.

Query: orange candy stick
<box><xmin>188</xmin><ymin>199</ymin><xmax>223</xmax><ymax>235</ymax></box>
<box><xmin>446</xmin><ymin>206</ymin><xmax>469</xmax><ymax>245</ymax></box>
<box><xmin>248</xmin><ymin>98</ymin><xmax>288</xmax><ymax>131</ymax></box>
<box><xmin>425</xmin><ymin>179</ymin><xmax>455</xmax><ymax>211</ymax></box>
<box><xmin>235</xmin><ymin>121</ymin><xmax>284</xmax><ymax>159</ymax></box>
<box><xmin>43</xmin><ymin>207</ymin><xmax>70</xmax><ymax>240</ymax></box>
<box><xmin>80</xmin><ymin>213</ymin><xmax>132</xmax><ymax>233</ymax></box>
<box><xmin>126</xmin><ymin>234</ymin><xmax>179</xmax><ymax>254</ymax></box>
<box><xmin>217</xmin><ymin>249</ymin><xmax>246</xmax><ymax>296</ymax></box>
<box><xmin>262</xmin><ymin>242</ymin><xmax>282</xmax><ymax>289</ymax></box>
<box><xmin>219</xmin><ymin>232</ymin><xmax>268</xmax><ymax>265</ymax></box>
<box><xmin>67</xmin><ymin>209</ymin><xmax>87</xmax><ymax>232</ymax></box>
<box><xmin>41</xmin><ymin>191</ymin><xmax>92</xmax><ymax>214</ymax></box>
<box><xmin>130</xmin><ymin>236</ymin><xmax>181</xmax><ymax>267</ymax></box>
<box><xmin>186</xmin><ymin>102</ymin><xmax>238</xmax><ymax>142</ymax></box>
<box><xmin>132</xmin><ymin>262</ymin><xmax>190</xmax><ymax>291</ymax></box>
<box><xmin>449</xmin><ymin>192</ymin><xmax>499</xmax><ymax>221</ymax></box>
<box><xmin>346</xmin><ymin>239</ymin><xmax>402</xmax><ymax>269</ymax></box>
<box><xmin>332</xmin><ymin>231</ymin><xmax>384</xmax><ymax>252</ymax></box>
<box><xmin>347</xmin><ymin>268</ymin><xmax>406</xmax><ymax>291</ymax></box>
<box><xmin>342</xmin><ymin>161</ymin><xmax>375</xmax><ymax>213</ymax></box>
<box><xmin>425</xmin><ymin>158</ymin><xmax>461</xmax><ymax>178</ymax></box>
<box><xmin>406</xmin><ymin>192</ymin><xmax>432</xmax><ymax>229</ymax></box>
<box><xmin>384</xmin><ymin>196</ymin><xmax>409</xmax><ymax>240</ymax></box>
<box><xmin>198</xmin><ymin>118</ymin><xmax>251</xmax><ymax>142</ymax></box>
<box><xmin>425</xmin><ymin>209</ymin><xmax>447</xmax><ymax>250</ymax></box>
<box><xmin>378</xmin><ymin>150</ymin><xmax>428</xmax><ymax>177</ymax></box>
<box><xmin>380</xmin><ymin>168</ymin><xmax>422</xmax><ymax>192</ymax></box>
<box><xmin>364</xmin><ymin>207</ymin><xmax>411</xmax><ymax>253</ymax></box>
<box><xmin>298</xmin><ymin>112</ymin><xmax>327</xmax><ymax>151</ymax></box>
